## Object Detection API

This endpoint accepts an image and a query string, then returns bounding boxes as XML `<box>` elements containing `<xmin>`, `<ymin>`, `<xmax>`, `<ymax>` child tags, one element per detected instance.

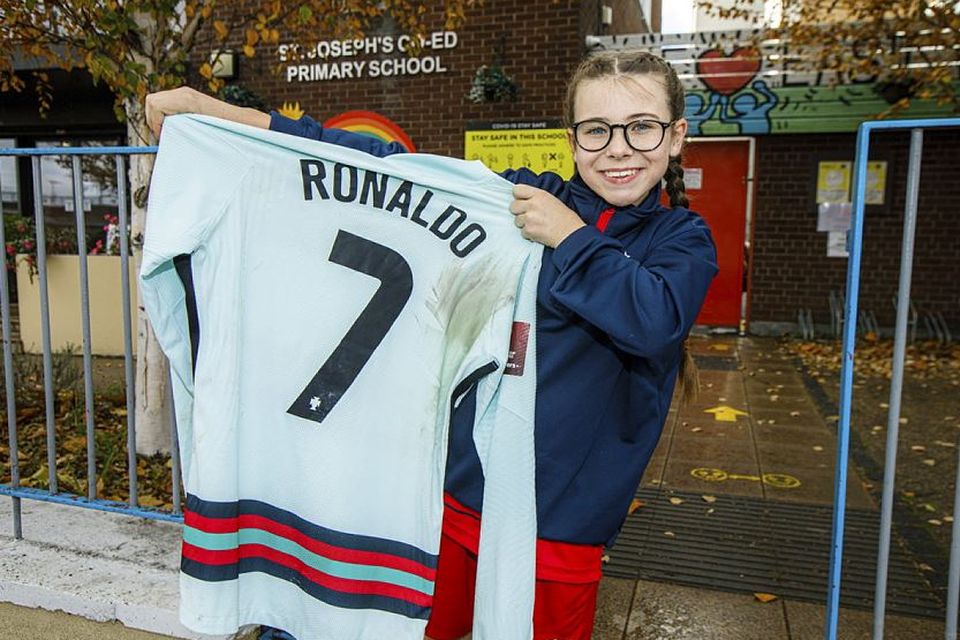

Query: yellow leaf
<box><xmin>198</xmin><ymin>62</ymin><xmax>213</xmax><ymax>79</ymax></box>
<box><xmin>628</xmin><ymin>498</ymin><xmax>645</xmax><ymax>515</ymax></box>
<box><xmin>600</xmin><ymin>554</ymin><xmax>610</xmax><ymax>563</ymax></box>
<box><xmin>243</xmin><ymin>45</ymin><xmax>256</xmax><ymax>58</ymax></box>
<box><xmin>213</xmin><ymin>20</ymin><xmax>229</xmax><ymax>41</ymax></box>
<box><xmin>669</xmin><ymin>497</ymin><xmax>684</xmax><ymax>505</ymax></box>
<box><xmin>701</xmin><ymin>495</ymin><xmax>716</xmax><ymax>503</ymax></box>
<box><xmin>139</xmin><ymin>495</ymin><xmax>164</xmax><ymax>507</ymax></box>
<box><xmin>245</xmin><ymin>29</ymin><xmax>259</xmax><ymax>47</ymax></box>
<box><xmin>663</xmin><ymin>531</ymin><xmax>675</xmax><ymax>537</ymax></box>
<box><xmin>754</xmin><ymin>593</ymin><xmax>778</xmax><ymax>603</ymax></box>
<box><xmin>63</xmin><ymin>435</ymin><xmax>87</xmax><ymax>453</ymax></box>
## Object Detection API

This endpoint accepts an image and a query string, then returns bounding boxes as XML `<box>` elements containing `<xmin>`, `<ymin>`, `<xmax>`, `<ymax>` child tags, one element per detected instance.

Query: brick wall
<box><xmin>752</xmin><ymin>129</ymin><xmax>960</xmax><ymax>329</ymax></box>
<box><xmin>219</xmin><ymin>0</ymin><xmax>585</xmax><ymax>157</ymax></box>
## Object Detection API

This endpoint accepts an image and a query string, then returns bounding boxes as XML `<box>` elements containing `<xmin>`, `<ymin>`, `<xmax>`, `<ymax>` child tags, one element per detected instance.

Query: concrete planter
<box><xmin>16</xmin><ymin>254</ymin><xmax>137</xmax><ymax>356</ymax></box>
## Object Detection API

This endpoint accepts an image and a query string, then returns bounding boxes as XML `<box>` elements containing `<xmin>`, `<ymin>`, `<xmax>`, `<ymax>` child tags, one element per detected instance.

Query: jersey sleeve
<box><xmin>469</xmin><ymin>248</ymin><xmax>541</xmax><ymax>640</ymax></box>
<box><xmin>139</xmin><ymin>114</ymin><xmax>254</xmax><ymax>472</ymax></box>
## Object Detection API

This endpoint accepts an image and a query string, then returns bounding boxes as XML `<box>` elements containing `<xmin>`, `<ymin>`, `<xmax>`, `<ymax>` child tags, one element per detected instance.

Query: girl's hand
<box><xmin>145</xmin><ymin>87</ymin><xmax>202</xmax><ymax>139</ymax></box>
<box><xmin>510</xmin><ymin>184</ymin><xmax>586</xmax><ymax>248</ymax></box>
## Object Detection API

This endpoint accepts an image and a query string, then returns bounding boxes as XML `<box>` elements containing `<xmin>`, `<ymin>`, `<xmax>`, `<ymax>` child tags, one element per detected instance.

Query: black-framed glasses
<box><xmin>572</xmin><ymin>119</ymin><xmax>675</xmax><ymax>153</ymax></box>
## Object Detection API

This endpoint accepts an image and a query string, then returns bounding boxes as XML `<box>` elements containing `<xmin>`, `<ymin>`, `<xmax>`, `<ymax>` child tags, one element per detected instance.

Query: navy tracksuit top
<box><xmin>271</xmin><ymin>113</ymin><xmax>719</xmax><ymax>547</ymax></box>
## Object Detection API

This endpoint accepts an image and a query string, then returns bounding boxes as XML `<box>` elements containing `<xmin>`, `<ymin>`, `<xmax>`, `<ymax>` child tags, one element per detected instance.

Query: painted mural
<box><xmin>591</xmin><ymin>31</ymin><xmax>953</xmax><ymax>135</ymax></box>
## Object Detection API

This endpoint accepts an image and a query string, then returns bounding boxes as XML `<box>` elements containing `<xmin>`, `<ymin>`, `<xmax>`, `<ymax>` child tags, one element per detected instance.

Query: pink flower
<box><xmin>22</xmin><ymin>240</ymin><xmax>34</xmax><ymax>251</ymax></box>
<box><xmin>5</xmin><ymin>244</ymin><xmax>14</xmax><ymax>256</ymax></box>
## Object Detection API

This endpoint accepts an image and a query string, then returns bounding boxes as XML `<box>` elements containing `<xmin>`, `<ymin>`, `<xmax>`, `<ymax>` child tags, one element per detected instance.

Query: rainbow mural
<box><xmin>323</xmin><ymin>110</ymin><xmax>416</xmax><ymax>152</ymax></box>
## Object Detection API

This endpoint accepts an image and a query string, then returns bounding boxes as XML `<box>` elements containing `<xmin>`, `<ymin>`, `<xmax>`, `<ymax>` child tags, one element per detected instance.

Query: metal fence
<box><xmin>0</xmin><ymin>145</ymin><xmax>182</xmax><ymax>540</ymax></box>
<box><xmin>827</xmin><ymin>117</ymin><xmax>960</xmax><ymax>640</ymax></box>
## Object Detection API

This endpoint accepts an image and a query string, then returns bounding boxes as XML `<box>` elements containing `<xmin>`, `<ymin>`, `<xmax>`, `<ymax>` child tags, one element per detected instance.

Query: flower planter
<box><xmin>16</xmin><ymin>254</ymin><xmax>138</xmax><ymax>356</ymax></box>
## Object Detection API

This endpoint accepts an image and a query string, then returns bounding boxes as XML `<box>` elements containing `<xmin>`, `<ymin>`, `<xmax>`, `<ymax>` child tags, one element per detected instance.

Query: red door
<box><xmin>673</xmin><ymin>139</ymin><xmax>753</xmax><ymax>329</ymax></box>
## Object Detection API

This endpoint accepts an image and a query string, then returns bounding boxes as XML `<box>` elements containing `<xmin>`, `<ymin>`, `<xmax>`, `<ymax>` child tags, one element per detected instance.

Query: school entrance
<box><xmin>681</xmin><ymin>138</ymin><xmax>754</xmax><ymax>331</ymax></box>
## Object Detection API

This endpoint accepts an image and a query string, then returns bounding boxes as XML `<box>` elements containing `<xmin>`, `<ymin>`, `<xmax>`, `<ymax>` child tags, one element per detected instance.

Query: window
<box><xmin>0</xmin><ymin>138</ymin><xmax>18</xmax><ymax>215</ymax></box>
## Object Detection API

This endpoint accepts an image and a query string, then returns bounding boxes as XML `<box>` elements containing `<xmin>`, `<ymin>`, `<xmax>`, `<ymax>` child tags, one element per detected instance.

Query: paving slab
<box><xmin>783</xmin><ymin>600</ymin><xmax>945</xmax><ymax>640</ymax></box>
<box><xmin>623</xmin><ymin>580</ymin><xmax>789</xmax><ymax>640</ymax></box>
<box><xmin>592</xmin><ymin>577</ymin><xmax>635</xmax><ymax>640</ymax></box>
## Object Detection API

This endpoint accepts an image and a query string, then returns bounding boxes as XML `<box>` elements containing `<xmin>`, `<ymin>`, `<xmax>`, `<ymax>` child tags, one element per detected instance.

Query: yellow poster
<box><xmin>866</xmin><ymin>161</ymin><xmax>887</xmax><ymax>205</ymax></box>
<box><xmin>816</xmin><ymin>161</ymin><xmax>852</xmax><ymax>203</ymax></box>
<box><xmin>464</xmin><ymin>122</ymin><xmax>574</xmax><ymax>178</ymax></box>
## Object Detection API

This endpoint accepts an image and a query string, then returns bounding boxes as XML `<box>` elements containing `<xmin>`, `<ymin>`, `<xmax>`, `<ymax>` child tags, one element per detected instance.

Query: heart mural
<box><xmin>696</xmin><ymin>48</ymin><xmax>761</xmax><ymax>96</ymax></box>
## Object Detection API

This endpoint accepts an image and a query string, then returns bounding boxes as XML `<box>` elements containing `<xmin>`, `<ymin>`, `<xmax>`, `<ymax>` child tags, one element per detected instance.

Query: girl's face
<box><xmin>568</xmin><ymin>74</ymin><xmax>687</xmax><ymax>207</ymax></box>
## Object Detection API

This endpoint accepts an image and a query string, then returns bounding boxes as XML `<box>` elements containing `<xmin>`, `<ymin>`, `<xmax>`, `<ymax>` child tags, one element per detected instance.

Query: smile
<box><xmin>601</xmin><ymin>168</ymin><xmax>639</xmax><ymax>180</ymax></box>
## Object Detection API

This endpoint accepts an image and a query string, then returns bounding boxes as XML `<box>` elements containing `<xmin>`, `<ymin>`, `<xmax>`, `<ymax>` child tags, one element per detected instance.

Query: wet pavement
<box><xmin>590</xmin><ymin>334</ymin><xmax>948</xmax><ymax>639</ymax></box>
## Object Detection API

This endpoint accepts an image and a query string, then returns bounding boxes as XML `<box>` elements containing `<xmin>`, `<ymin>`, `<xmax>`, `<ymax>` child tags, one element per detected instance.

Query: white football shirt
<box><xmin>141</xmin><ymin>114</ymin><xmax>540</xmax><ymax>640</ymax></box>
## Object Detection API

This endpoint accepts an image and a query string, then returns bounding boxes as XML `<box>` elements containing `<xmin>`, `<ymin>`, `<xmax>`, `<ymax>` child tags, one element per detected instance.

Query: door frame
<box><xmin>685</xmin><ymin>136</ymin><xmax>757</xmax><ymax>334</ymax></box>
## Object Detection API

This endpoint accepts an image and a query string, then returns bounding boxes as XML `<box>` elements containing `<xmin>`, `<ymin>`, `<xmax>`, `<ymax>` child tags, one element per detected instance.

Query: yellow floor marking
<box><xmin>704</xmin><ymin>405</ymin><xmax>748</xmax><ymax>422</ymax></box>
<box><xmin>690</xmin><ymin>467</ymin><xmax>801</xmax><ymax>488</ymax></box>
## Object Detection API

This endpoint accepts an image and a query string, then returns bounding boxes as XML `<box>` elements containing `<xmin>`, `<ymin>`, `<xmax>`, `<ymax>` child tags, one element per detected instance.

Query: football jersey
<box><xmin>140</xmin><ymin>114</ymin><xmax>541</xmax><ymax>640</ymax></box>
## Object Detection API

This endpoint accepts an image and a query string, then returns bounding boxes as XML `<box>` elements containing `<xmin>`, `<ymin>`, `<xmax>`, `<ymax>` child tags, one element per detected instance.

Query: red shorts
<box><xmin>425</xmin><ymin>495</ymin><xmax>603</xmax><ymax>640</ymax></box>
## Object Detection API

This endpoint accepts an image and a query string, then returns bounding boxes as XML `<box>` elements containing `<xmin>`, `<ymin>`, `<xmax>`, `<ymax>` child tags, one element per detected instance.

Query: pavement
<box><xmin>0</xmin><ymin>335</ymin><xmax>951</xmax><ymax>639</ymax></box>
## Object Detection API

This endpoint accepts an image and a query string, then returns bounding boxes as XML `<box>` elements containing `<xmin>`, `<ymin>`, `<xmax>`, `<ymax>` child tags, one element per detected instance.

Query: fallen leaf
<box><xmin>899</xmin><ymin>417</ymin><xmax>909</xmax><ymax>425</ymax></box>
<box><xmin>669</xmin><ymin>497</ymin><xmax>684</xmax><ymax>505</ymax></box>
<box><xmin>706</xmin><ymin>508</ymin><xmax>715</xmax><ymax>514</ymax></box>
<box><xmin>628</xmin><ymin>499</ymin><xmax>645</xmax><ymax>515</ymax></box>
<box><xmin>880</xmin><ymin>402</ymin><xmax>890</xmax><ymax>409</ymax></box>
<box><xmin>790</xmin><ymin>411</ymin><xmax>801</xmax><ymax>417</ymax></box>
<box><xmin>903</xmin><ymin>490</ymin><xmax>916</xmax><ymax>498</ymax></box>
<box><xmin>813</xmin><ymin>445</ymin><xmax>824</xmax><ymax>452</ymax></box>
<box><xmin>911</xmin><ymin>445</ymin><xmax>927</xmax><ymax>453</ymax></box>
<box><xmin>601</xmin><ymin>554</ymin><xmax>610</xmax><ymax>563</ymax></box>
<box><xmin>701</xmin><ymin>495</ymin><xmax>717</xmax><ymax>503</ymax></box>
<box><xmin>769</xmin><ymin>395</ymin><xmax>779</xmax><ymax>401</ymax></box>
<box><xmin>922</xmin><ymin>503</ymin><xmax>937</xmax><ymax>512</ymax></box>
<box><xmin>945</xmin><ymin>516</ymin><xmax>954</xmax><ymax>523</ymax></box>
<box><xmin>928</xmin><ymin>519</ymin><xmax>943</xmax><ymax>526</ymax></box>
<box><xmin>935</xmin><ymin>440</ymin><xmax>956</xmax><ymax>448</ymax></box>
<box><xmin>691</xmin><ymin>427</ymin><xmax>703</xmax><ymax>433</ymax></box>
<box><xmin>139</xmin><ymin>495</ymin><xmax>165</xmax><ymax>507</ymax></box>
<box><xmin>768</xmin><ymin>419</ymin><xmax>776</xmax><ymax>425</ymax></box>
<box><xmin>754</xmin><ymin>593</ymin><xmax>778</xmax><ymax>603</ymax></box>
<box><xmin>663</xmin><ymin>531</ymin><xmax>675</xmax><ymax>537</ymax></box>
<box><xmin>923</xmin><ymin>459</ymin><xmax>936</xmax><ymax>466</ymax></box>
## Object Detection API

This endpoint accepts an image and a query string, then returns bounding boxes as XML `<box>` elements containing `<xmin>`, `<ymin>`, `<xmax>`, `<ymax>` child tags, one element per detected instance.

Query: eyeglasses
<box><xmin>571</xmin><ymin>119</ymin><xmax>675</xmax><ymax>153</ymax></box>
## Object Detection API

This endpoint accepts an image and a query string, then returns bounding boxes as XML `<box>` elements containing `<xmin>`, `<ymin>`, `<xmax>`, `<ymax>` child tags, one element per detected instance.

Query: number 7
<box><xmin>287</xmin><ymin>230</ymin><xmax>413</xmax><ymax>424</ymax></box>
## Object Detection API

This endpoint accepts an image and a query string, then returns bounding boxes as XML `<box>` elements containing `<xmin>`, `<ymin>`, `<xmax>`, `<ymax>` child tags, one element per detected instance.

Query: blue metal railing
<box><xmin>827</xmin><ymin>118</ymin><xmax>960</xmax><ymax>640</ymax></box>
<box><xmin>0</xmin><ymin>145</ymin><xmax>182</xmax><ymax>532</ymax></box>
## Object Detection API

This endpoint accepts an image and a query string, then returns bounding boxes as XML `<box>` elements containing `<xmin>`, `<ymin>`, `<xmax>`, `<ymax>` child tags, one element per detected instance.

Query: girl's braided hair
<box><xmin>564</xmin><ymin>50</ymin><xmax>699</xmax><ymax>401</ymax></box>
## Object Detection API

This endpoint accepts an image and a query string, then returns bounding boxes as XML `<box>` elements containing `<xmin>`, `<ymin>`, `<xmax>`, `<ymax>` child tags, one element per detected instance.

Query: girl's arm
<box><xmin>551</xmin><ymin>217</ymin><xmax>718</xmax><ymax>358</ymax></box>
<box><xmin>146</xmin><ymin>87</ymin><xmax>270</xmax><ymax>138</ymax></box>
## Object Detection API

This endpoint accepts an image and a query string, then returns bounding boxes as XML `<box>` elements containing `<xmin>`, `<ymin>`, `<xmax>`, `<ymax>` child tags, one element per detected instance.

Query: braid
<box><xmin>664</xmin><ymin>154</ymin><xmax>689</xmax><ymax>209</ymax></box>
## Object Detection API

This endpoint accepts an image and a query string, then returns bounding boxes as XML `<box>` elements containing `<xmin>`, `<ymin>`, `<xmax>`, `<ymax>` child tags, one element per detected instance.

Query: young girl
<box><xmin>147</xmin><ymin>50</ymin><xmax>717</xmax><ymax>640</ymax></box>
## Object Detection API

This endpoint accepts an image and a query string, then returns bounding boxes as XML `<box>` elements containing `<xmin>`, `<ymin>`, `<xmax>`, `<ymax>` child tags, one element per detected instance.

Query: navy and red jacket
<box><xmin>271</xmin><ymin>113</ymin><xmax>718</xmax><ymax>547</ymax></box>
